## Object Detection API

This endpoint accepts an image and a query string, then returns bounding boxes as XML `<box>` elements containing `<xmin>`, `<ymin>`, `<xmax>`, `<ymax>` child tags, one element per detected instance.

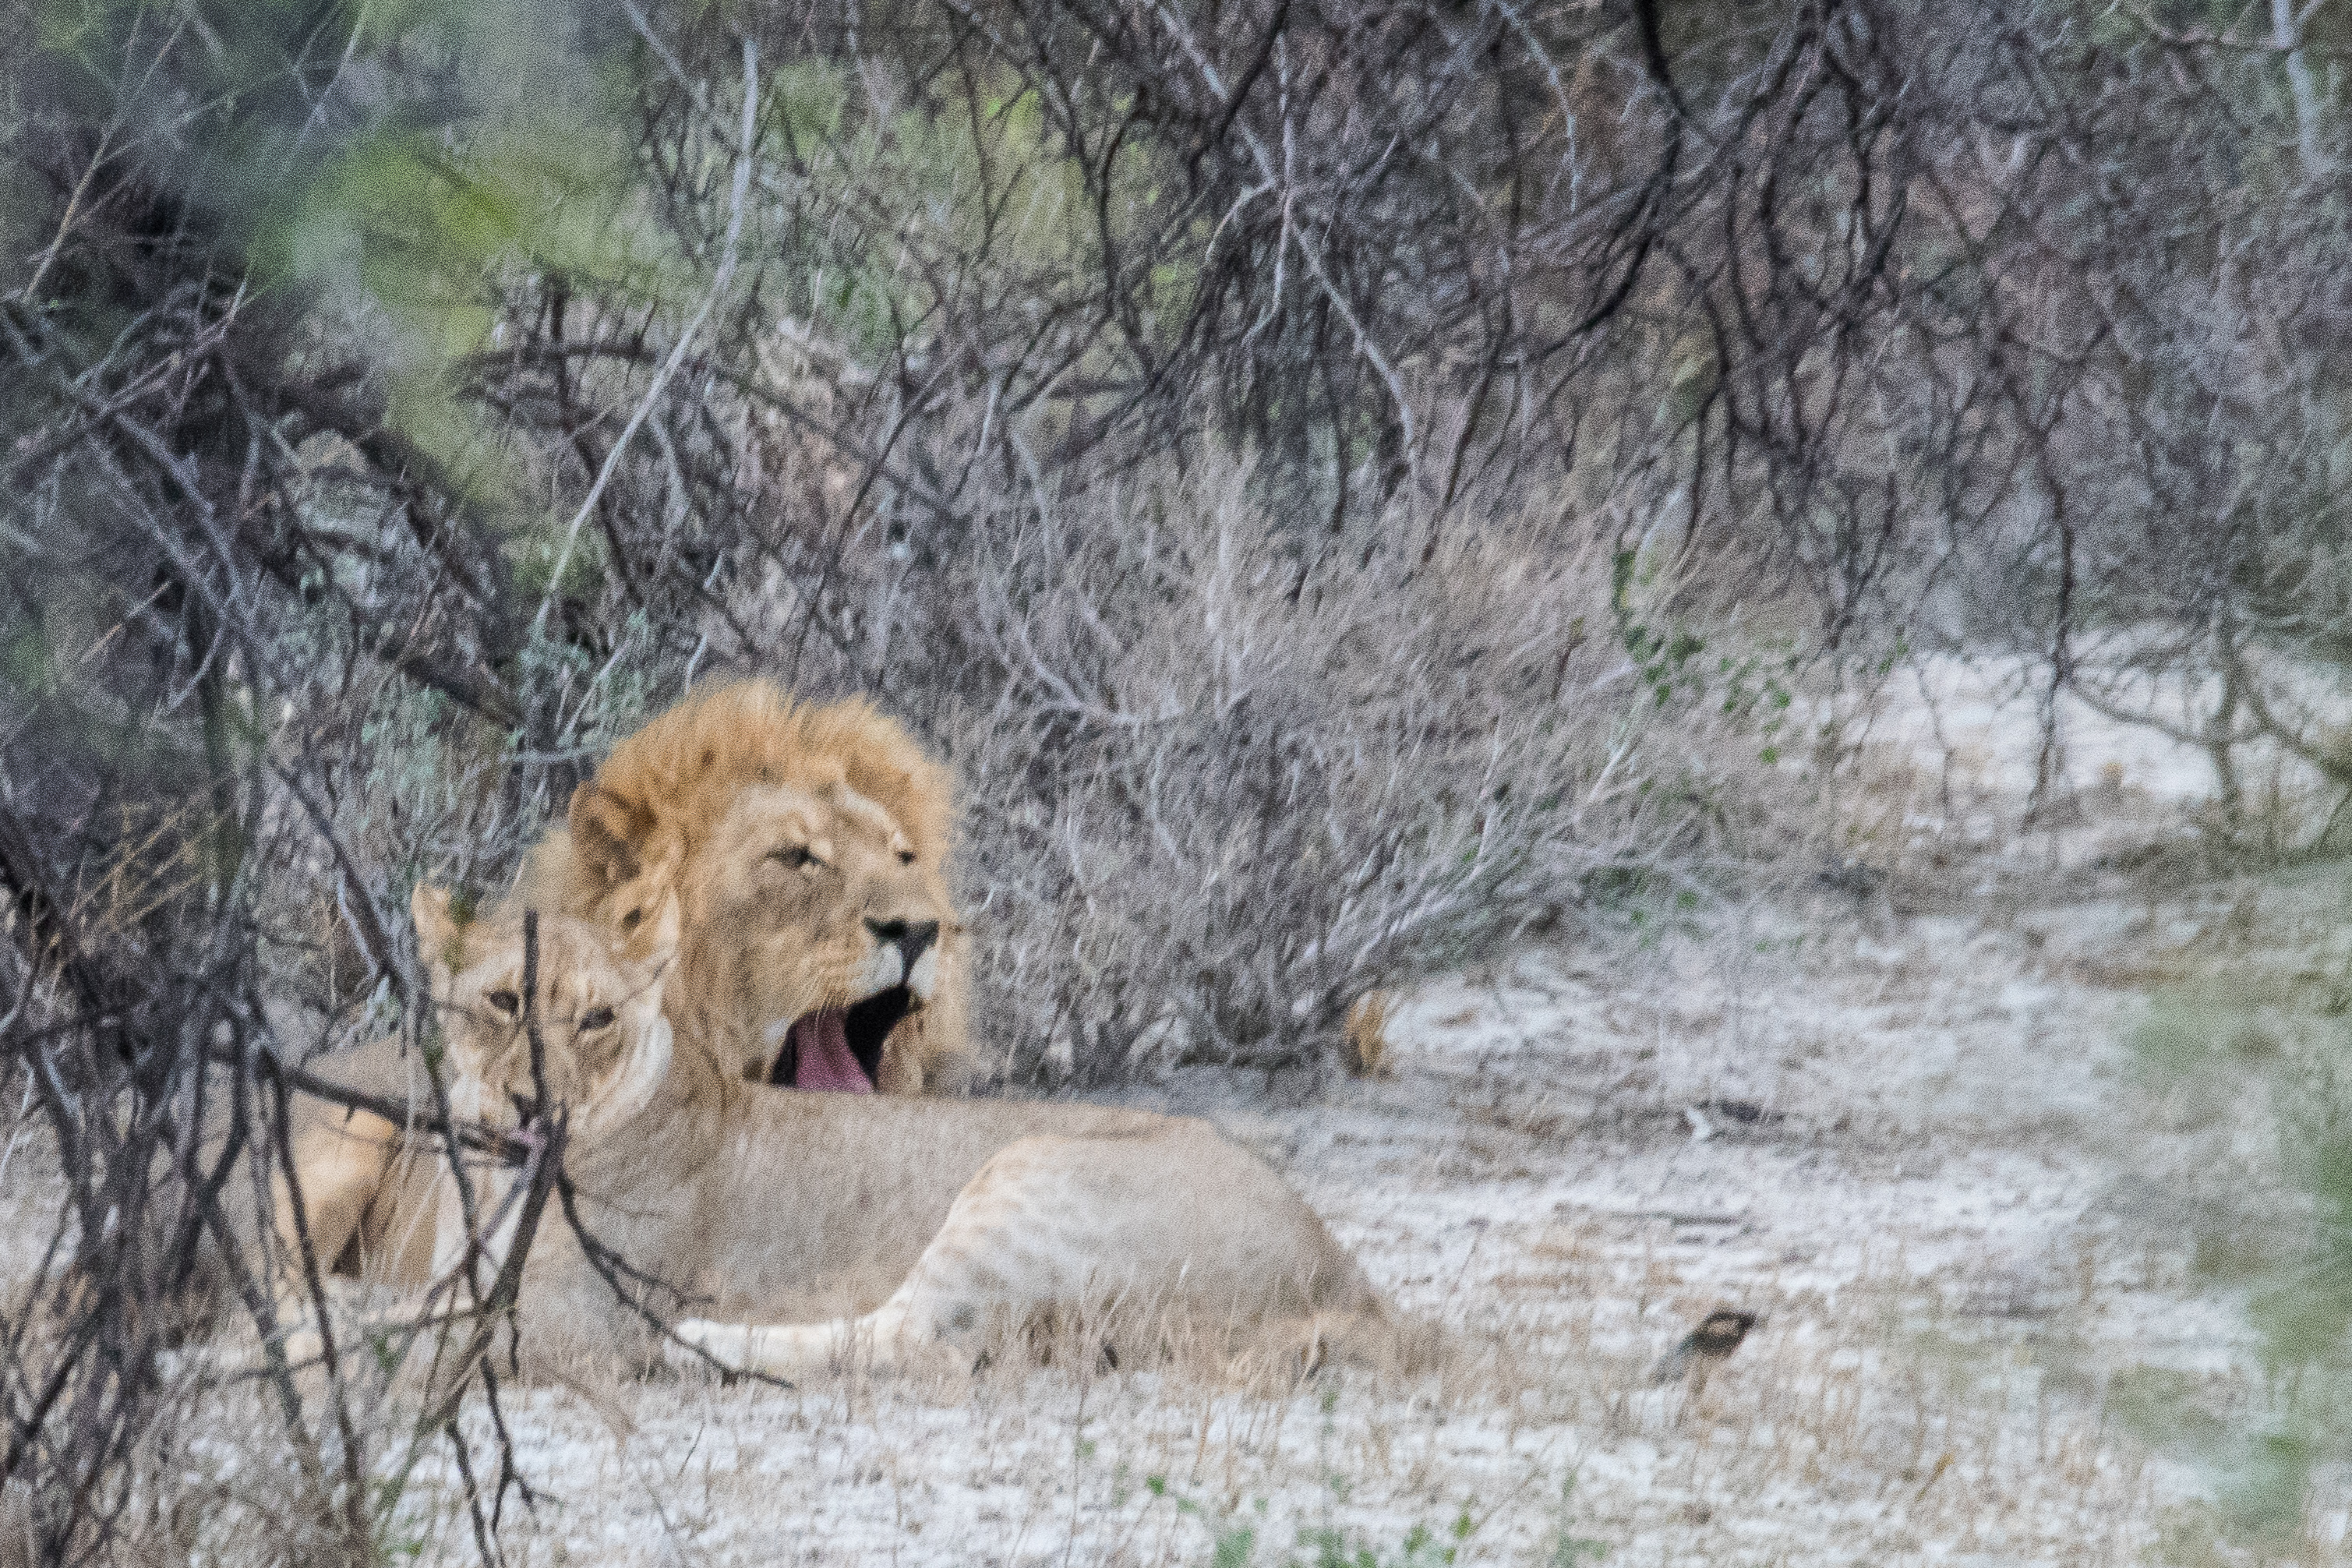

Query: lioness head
<box><xmin>411</xmin><ymin>885</ymin><xmax>676</xmax><ymax>1140</ymax></box>
<box><xmin>513</xmin><ymin>681</ymin><xmax>969</xmax><ymax>1093</ymax></box>
<box><xmin>669</xmin><ymin>779</ymin><xmax>956</xmax><ymax>1093</ymax></box>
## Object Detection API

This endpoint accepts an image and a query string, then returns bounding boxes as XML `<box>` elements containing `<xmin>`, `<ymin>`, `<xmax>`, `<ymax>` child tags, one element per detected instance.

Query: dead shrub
<box><xmin>947</xmin><ymin>456</ymin><xmax>1753</xmax><ymax>1082</ymax></box>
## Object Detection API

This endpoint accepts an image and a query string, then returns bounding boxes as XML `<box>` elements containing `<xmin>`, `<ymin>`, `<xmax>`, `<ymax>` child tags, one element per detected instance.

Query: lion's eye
<box><xmin>577</xmin><ymin>1007</ymin><xmax>616</xmax><ymax>1033</ymax></box>
<box><xmin>620</xmin><ymin>908</ymin><xmax>643</xmax><ymax>932</ymax></box>
<box><xmin>768</xmin><ymin>845</ymin><xmax>821</xmax><ymax>871</ymax></box>
<box><xmin>486</xmin><ymin>989</ymin><xmax>521</xmax><ymax>1019</ymax></box>
<box><xmin>896</xmin><ymin>849</ymin><xmax>916</xmax><ymax>866</ymax></box>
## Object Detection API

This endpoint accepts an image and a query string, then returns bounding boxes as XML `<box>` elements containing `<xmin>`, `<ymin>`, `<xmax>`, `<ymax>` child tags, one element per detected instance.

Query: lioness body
<box><xmin>640</xmin><ymin>1091</ymin><xmax>1358</xmax><ymax>1317</ymax></box>
<box><xmin>415</xmin><ymin>899</ymin><xmax>1393</xmax><ymax>1381</ymax></box>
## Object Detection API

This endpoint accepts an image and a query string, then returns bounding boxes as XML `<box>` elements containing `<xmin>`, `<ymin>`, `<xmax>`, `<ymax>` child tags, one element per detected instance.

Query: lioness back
<box><xmin>673</xmin><ymin>1092</ymin><xmax>1391</xmax><ymax>1380</ymax></box>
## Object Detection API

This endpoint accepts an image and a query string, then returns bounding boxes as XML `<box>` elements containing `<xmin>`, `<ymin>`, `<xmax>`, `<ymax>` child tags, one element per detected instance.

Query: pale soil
<box><xmin>9</xmin><ymin>659</ymin><xmax>2348</xmax><ymax>1565</ymax></box>
<box><xmin>379</xmin><ymin>861</ymin><xmax>2343</xmax><ymax>1566</ymax></box>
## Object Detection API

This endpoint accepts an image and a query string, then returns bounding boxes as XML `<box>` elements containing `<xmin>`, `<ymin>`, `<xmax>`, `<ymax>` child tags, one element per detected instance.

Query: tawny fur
<box><xmin>514</xmin><ymin>678</ymin><xmax>969</xmax><ymax>1092</ymax></box>
<box><xmin>653</xmin><ymin>777</ymin><xmax>967</xmax><ymax>1100</ymax></box>
<box><xmin>274</xmin><ymin>682</ymin><xmax>969</xmax><ymax>1293</ymax></box>
<box><xmin>411</xmin><ymin>902</ymin><xmax>1400</xmax><ymax>1385</ymax></box>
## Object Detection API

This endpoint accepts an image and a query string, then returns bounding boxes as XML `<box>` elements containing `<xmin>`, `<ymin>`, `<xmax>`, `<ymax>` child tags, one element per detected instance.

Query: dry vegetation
<box><xmin>5</xmin><ymin>0</ymin><xmax>2352</xmax><ymax>1559</ymax></box>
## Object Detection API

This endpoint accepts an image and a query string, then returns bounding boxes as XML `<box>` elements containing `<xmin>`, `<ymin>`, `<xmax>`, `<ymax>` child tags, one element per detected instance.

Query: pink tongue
<box><xmin>786</xmin><ymin>1009</ymin><xmax>874</xmax><ymax>1093</ymax></box>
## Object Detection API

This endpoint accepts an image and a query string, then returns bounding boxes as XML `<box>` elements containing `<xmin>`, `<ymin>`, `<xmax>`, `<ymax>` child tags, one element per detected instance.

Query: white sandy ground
<box><xmin>6</xmin><ymin>660</ymin><xmax>2350</xmax><ymax>1566</ymax></box>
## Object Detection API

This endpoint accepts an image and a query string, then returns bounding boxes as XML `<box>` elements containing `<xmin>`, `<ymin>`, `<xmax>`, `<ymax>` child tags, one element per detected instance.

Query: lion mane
<box><xmin>533</xmin><ymin>683</ymin><xmax>950</xmax><ymax>907</ymax></box>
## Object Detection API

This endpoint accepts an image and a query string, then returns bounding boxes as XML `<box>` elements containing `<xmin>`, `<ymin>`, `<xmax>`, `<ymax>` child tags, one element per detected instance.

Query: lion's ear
<box><xmin>410</xmin><ymin>884</ymin><xmax>465</xmax><ymax>984</ymax></box>
<box><xmin>569</xmin><ymin>783</ymin><xmax>653</xmax><ymax>890</ymax></box>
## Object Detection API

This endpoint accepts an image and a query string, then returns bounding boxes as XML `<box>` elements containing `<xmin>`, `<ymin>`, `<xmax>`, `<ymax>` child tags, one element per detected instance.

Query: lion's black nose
<box><xmin>866</xmin><ymin>917</ymin><xmax>940</xmax><ymax>965</ymax></box>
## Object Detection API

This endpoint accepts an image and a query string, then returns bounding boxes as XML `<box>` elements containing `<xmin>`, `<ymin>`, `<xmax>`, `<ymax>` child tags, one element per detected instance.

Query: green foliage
<box><xmin>761</xmin><ymin>60</ymin><xmax>1186</xmax><ymax>374</ymax></box>
<box><xmin>20</xmin><ymin>0</ymin><xmax>679</xmax><ymax>554</ymax></box>
<box><xmin>1543</xmin><ymin>1476</ymin><xmax>1609</xmax><ymax>1566</ymax></box>
<box><xmin>2106</xmin><ymin>1364</ymin><xmax>2228</xmax><ymax>1452</ymax></box>
<box><xmin>257</xmin><ymin>15</ymin><xmax>659</xmax><ymax>515</ymax></box>
<box><xmin>1213</xmin><ymin>1526</ymin><xmax>1259</xmax><ymax>1568</ymax></box>
<box><xmin>2121</xmin><ymin>957</ymin><xmax>2352</xmax><ymax>1544</ymax></box>
<box><xmin>1609</xmin><ymin>548</ymin><xmax>1799</xmax><ymax>771</ymax></box>
<box><xmin>2131</xmin><ymin>991</ymin><xmax>2251</xmax><ymax>1079</ymax></box>
<box><xmin>1287</xmin><ymin>1511</ymin><xmax>1469</xmax><ymax>1568</ymax></box>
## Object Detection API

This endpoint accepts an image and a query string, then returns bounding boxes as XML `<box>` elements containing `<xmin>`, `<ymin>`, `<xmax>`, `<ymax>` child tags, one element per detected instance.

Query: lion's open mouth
<box><xmin>768</xmin><ymin>987</ymin><xmax>919</xmax><ymax>1092</ymax></box>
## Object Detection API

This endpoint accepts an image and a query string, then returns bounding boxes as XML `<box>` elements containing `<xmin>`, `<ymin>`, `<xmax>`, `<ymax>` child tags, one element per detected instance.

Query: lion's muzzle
<box><xmin>765</xmin><ymin>920</ymin><xmax>938</xmax><ymax>1091</ymax></box>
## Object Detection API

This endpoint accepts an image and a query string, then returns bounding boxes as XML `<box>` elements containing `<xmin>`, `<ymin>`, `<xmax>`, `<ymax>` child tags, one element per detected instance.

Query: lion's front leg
<box><xmin>275</xmin><ymin>1107</ymin><xmax>403</xmax><ymax>1282</ymax></box>
<box><xmin>212</xmin><ymin>1154</ymin><xmax>535</xmax><ymax>1379</ymax></box>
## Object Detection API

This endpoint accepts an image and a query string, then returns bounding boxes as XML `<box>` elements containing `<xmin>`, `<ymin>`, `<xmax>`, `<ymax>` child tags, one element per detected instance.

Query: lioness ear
<box><xmin>568</xmin><ymin>782</ymin><xmax>652</xmax><ymax>890</ymax></box>
<box><xmin>410</xmin><ymin>884</ymin><xmax>466</xmax><ymax>983</ymax></box>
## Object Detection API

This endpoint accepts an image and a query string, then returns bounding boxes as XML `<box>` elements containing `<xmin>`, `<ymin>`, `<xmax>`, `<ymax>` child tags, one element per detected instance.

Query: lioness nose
<box><xmin>866</xmin><ymin>917</ymin><xmax>940</xmax><ymax>964</ymax></box>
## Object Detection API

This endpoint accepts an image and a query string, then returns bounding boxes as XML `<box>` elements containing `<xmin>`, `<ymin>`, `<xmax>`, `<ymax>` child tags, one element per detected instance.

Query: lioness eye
<box><xmin>578</xmin><ymin>1007</ymin><xmax>616</xmax><ymax>1032</ymax></box>
<box><xmin>620</xmin><ymin>908</ymin><xmax>643</xmax><ymax>932</ymax></box>
<box><xmin>896</xmin><ymin>849</ymin><xmax>916</xmax><ymax>866</ymax></box>
<box><xmin>486</xmin><ymin>989</ymin><xmax>521</xmax><ymax>1018</ymax></box>
<box><xmin>768</xmin><ymin>845</ymin><xmax>821</xmax><ymax>870</ymax></box>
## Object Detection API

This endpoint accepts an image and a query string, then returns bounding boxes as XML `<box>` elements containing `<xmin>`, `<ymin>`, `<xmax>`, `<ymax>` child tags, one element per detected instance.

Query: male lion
<box><xmin>405</xmin><ymin>883</ymin><xmax>1398</xmax><ymax>1383</ymax></box>
<box><xmin>525</xmin><ymin>679</ymin><xmax>969</xmax><ymax>1093</ymax></box>
<box><xmin>278</xmin><ymin>681</ymin><xmax>969</xmax><ymax>1291</ymax></box>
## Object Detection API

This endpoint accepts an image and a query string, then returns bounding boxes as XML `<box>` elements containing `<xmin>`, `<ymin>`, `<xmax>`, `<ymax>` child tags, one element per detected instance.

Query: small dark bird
<box><xmin>1646</xmin><ymin>1309</ymin><xmax>1757</xmax><ymax>1395</ymax></box>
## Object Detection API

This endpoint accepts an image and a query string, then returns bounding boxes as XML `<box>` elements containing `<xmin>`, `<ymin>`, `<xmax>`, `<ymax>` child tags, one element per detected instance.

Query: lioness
<box><xmin>408</xmin><ymin>880</ymin><xmax>1398</xmax><ymax>1382</ymax></box>
<box><xmin>281</xmin><ymin>682</ymin><xmax>969</xmax><ymax>1289</ymax></box>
